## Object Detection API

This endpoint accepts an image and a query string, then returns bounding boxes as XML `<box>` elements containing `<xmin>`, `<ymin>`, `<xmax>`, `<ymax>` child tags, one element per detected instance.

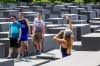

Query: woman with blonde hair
<box><xmin>53</xmin><ymin>16</ymin><xmax>74</xmax><ymax>57</ymax></box>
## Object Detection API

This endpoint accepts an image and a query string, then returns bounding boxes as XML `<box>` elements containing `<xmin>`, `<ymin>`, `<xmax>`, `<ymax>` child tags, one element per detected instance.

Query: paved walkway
<box><xmin>14</xmin><ymin>49</ymin><xmax>100</xmax><ymax>66</ymax></box>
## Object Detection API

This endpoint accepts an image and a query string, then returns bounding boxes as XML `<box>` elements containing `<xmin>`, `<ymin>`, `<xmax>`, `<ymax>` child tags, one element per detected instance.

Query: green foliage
<box><xmin>0</xmin><ymin>0</ymin><xmax>99</xmax><ymax>3</ymax></box>
<box><xmin>0</xmin><ymin>0</ymin><xmax>17</xmax><ymax>3</ymax></box>
<box><xmin>74</xmin><ymin>0</ymin><xmax>84</xmax><ymax>2</ymax></box>
<box><xmin>33</xmin><ymin>0</ymin><xmax>50</xmax><ymax>2</ymax></box>
<box><xmin>83</xmin><ymin>0</ymin><xmax>97</xmax><ymax>3</ymax></box>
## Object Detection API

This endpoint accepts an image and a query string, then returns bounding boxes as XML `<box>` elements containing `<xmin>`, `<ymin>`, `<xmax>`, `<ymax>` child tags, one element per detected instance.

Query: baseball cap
<box><xmin>64</xmin><ymin>29</ymin><xmax>72</xmax><ymax>36</ymax></box>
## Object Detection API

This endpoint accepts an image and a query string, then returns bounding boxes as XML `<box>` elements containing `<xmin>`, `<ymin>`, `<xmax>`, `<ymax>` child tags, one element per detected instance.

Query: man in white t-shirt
<box><xmin>32</xmin><ymin>12</ymin><xmax>45</xmax><ymax>55</ymax></box>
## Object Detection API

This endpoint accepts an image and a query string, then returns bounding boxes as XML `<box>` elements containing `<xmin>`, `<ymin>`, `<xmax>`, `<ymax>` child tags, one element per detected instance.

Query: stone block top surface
<box><xmin>0</xmin><ymin>59</ymin><xmax>13</xmax><ymax>62</ymax></box>
<box><xmin>82</xmin><ymin>33</ymin><xmax>100</xmax><ymax>37</ymax></box>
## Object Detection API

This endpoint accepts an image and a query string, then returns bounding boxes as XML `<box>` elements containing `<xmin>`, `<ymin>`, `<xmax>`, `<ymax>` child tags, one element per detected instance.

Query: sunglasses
<box><xmin>11</xmin><ymin>18</ymin><xmax>14</xmax><ymax>20</ymax></box>
<box><xmin>19</xmin><ymin>14</ymin><xmax>23</xmax><ymax>16</ymax></box>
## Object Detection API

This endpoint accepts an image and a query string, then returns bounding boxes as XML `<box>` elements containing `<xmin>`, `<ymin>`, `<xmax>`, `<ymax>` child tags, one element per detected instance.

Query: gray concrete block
<box><xmin>45</xmin><ymin>14</ymin><xmax>60</xmax><ymax>21</ymax></box>
<box><xmin>91</xmin><ymin>18</ymin><xmax>100</xmax><ymax>21</ymax></box>
<box><xmin>61</xmin><ymin>8</ymin><xmax>78</xmax><ymax>14</ymax></box>
<box><xmin>8</xmin><ymin>3</ymin><xmax>17</xmax><ymax>8</ymax></box>
<box><xmin>53</xmin><ymin>5</ymin><xmax>65</xmax><ymax>11</ymax></box>
<box><xmin>16</xmin><ymin>2</ymin><xmax>27</xmax><ymax>6</ymax></box>
<box><xmin>67</xmin><ymin>6</ymin><xmax>79</xmax><ymax>9</ymax></box>
<box><xmin>1</xmin><ymin>10</ymin><xmax>19</xmax><ymax>18</ymax></box>
<box><xmin>0</xmin><ymin>59</ymin><xmax>14</xmax><ymax>66</ymax></box>
<box><xmin>72</xmin><ymin>41</ymin><xmax>82</xmax><ymax>51</ymax></box>
<box><xmin>47</xmin><ymin>27</ymin><xmax>77</xmax><ymax>41</ymax></box>
<box><xmin>3</xmin><ymin>3</ymin><xmax>10</xmax><ymax>8</ymax></box>
<box><xmin>80</xmin><ymin>11</ymin><xmax>96</xmax><ymax>20</ymax></box>
<box><xmin>0</xmin><ymin>38</ymin><xmax>35</xmax><ymax>58</ymax></box>
<box><xmin>82</xmin><ymin>33</ymin><xmax>100</xmax><ymax>51</ymax></box>
<box><xmin>90</xmin><ymin>25</ymin><xmax>100</xmax><ymax>33</ymax></box>
<box><xmin>93</xmin><ymin>4</ymin><xmax>100</xmax><ymax>9</ymax></box>
<box><xmin>31</xmin><ymin>5</ymin><xmax>43</xmax><ymax>10</ymax></box>
<box><xmin>0</xmin><ymin>22</ymin><xmax>10</xmax><ymax>32</ymax></box>
<box><xmin>17</xmin><ymin>6</ymin><xmax>32</xmax><ymax>12</ymax></box>
<box><xmin>14</xmin><ymin>8</ymin><xmax>23</xmax><ymax>12</ymax></box>
<box><xmin>47</xmin><ymin>18</ymin><xmax>66</xmax><ymax>24</ymax></box>
<box><xmin>76</xmin><ymin>8</ymin><xmax>86</xmax><ymax>15</ymax></box>
<box><xmin>61</xmin><ymin>10</ymin><xmax>69</xmax><ymax>14</ymax></box>
<box><xmin>73</xmin><ymin>2</ymin><xmax>84</xmax><ymax>6</ymax></box>
<box><xmin>23</xmin><ymin>12</ymin><xmax>38</xmax><ymax>15</ymax></box>
<box><xmin>40</xmin><ymin>51</ymin><xmax>100</xmax><ymax>66</ymax></box>
<box><xmin>37</xmin><ymin>49</ymin><xmax>62</xmax><ymax>59</ymax></box>
<box><xmin>0</xmin><ymin>3</ymin><xmax>3</xmax><ymax>8</ymax></box>
<box><xmin>46</xmin><ymin>24</ymin><xmax>63</xmax><ymax>33</ymax></box>
<box><xmin>38</xmin><ymin>9</ymin><xmax>51</xmax><ymax>14</ymax></box>
<box><xmin>62</xmin><ymin>14</ymin><xmax>78</xmax><ymax>20</ymax></box>
<box><xmin>15</xmin><ymin>57</ymin><xmax>50</xmax><ymax>66</ymax></box>
<box><xmin>94</xmin><ymin>9</ymin><xmax>100</xmax><ymax>17</ymax></box>
<box><xmin>24</xmin><ymin>14</ymin><xmax>37</xmax><ymax>22</ymax></box>
<box><xmin>0</xmin><ymin>12</ymin><xmax>4</xmax><ymax>17</ymax></box>
<box><xmin>96</xmin><ymin>29</ymin><xmax>100</xmax><ymax>33</ymax></box>
<box><xmin>92</xmin><ymin>21</ymin><xmax>100</xmax><ymax>25</ymax></box>
<box><xmin>0</xmin><ymin>32</ymin><xmax>9</xmax><ymax>38</ymax></box>
<box><xmin>0</xmin><ymin>43</ymin><xmax>5</xmax><ymax>58</ymax></box>
<box><xmin>63</xmin><ymin>3</ymin><xmax>73</xmax><ymax>6</ymax></box>
<box><xmin>36</xmin><ymin>53</ymin><xmax>56</xmax><ymax>60</ymax></box>
<box><xmin>0</xmin><ymin>18</ymin><xmax>10</xmax><ymax>22</ymax></box>
<box><xmin>71</xmin><ymin>24</ymin><xmax>90</xmax><ymax>41</ymax></box>
<box><xmin>78</xmin><ymin>15</ymin><xmax>88</xmax><ymax>20</ymax></box>
<box><xmin>42</xmin><ymin>34</ymin><xmax>59</xmax><ymax>52</ymax></box>
<box><xmin>0</xmin><ymin>38</ymin><xmax>13</xmax><ymax>57</ymax></box>
<box><xmin>71</xmin><ymin>20</ymin><xmax>87</xmax><ymax>24</ymax></box>
<box><xmin>3</xmin><ymin>3</ymin><xmax>17</xmax><ymax>8</ymax></box>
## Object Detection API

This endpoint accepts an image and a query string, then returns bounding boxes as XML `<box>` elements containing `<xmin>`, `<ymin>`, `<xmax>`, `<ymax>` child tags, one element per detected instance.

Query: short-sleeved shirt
<box><xmin>34</xmin><ymin>18</ymin><xmax>43</xmax><ymax>33</ymax></box>
<box><xmin>9</xmin><ymin>22</ymin><xmax>21</xmax><ymax>38</ymax></box>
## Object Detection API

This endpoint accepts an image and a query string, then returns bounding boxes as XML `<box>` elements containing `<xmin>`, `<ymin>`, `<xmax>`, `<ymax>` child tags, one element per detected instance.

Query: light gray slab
<box><xmin>47</xmin><ymin>18</ymin><xmax>66</xmax><ymax>24</ymax></box>
<box><xmin>62</xmin><ymin>14</ymin><xmax>78</xmax><ymax>20</ymax></box>
<box><xmin>40</xmin><ymin>51</ymin><xmax>100</xmax><ymax>66</ymax></box>
<box><xmin>0</xmin><ymin>59</ymin><xmax>14</xmax><ymax>66</ymax></box>
<box><xmin>82</xmin><ymin>33</ymin><xmax>100</xmax><ymax>51</ymax></box>
<box><xmin>0</xmin><ymin>32</ymin><xmax>9</xmax><ymax>38</ymax></box>
<box><xmin>71</xmin><ymin>20</ymin><xmax>87</xmax><ymax>24</ymax></box>
<box><xmin>0</xmin><ymin>18</ymin><xmax>10</xmax><ymax>22</ymax></box>
<box><xmin>47</xmin><ymin>27</ymin><xmax>77</xmax><ymax>41</ymax></box>
<box><xmin>63</xmin><ymin>24</ymin><xmax>90</xmax><ymax>41</ymax></box>
<box><xmin>15</xmin><ymin>58</ymin><xmax>50</xmax><ymax>66</ymax></box>
<box><xmin>0</xmin><ymin>22</ymin><xmax>10</xmax><ymax>32</ymax></box>
<box><xmin>0</xmin><ymin>43</ymin><xmax>5</xmax><ymax>58</ymax></box>
<box><xmin>90</xmin><ymin>25</ymin><xmax>100</xmax><ymax>33</ymax></box>
<box><xmin>80</xmin><ymin>11</ymin><xmax>96</xmax><ymax>20</ymax></box>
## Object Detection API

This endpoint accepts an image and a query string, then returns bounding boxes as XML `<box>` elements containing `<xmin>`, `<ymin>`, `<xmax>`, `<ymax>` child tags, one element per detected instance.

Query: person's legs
<box><xmin>24</xmin><ymin>41</ymin><xmax>28</xmax><ymax>51</ymax></box>
<box><xmin>16</xmin><ymin>48</ymin><xmax>20</xmax><ymax>59</ymax></box>
<box><xmin>37</xmin><ymin>32</ymin><xmax>42</xmax><ymax>54</ymax></box>
<box><xmin>20</xmin><ymin>34</ymin><xmax>28</xmax><ymax>56</ymax></box>
<box><xmin>7</xmin><ymin>47</ymin><xmax>13</xmax><ymax>58</ymax></box>
<box><xmin>16</xmin><ymin>41</ymin><xmax>21</xmax><ymax>59</ymax></box>
<box><xmin>33</xmin><ymin>41</ymin><xmax>39</xmax><ymax>51</ymax></box>
<box><xmin>7</xmin><ymin>38</ymin><xmax>14</xmax><ymax>59</ymax></box>
<box><xmin>24</xmin><ymin>41</ymin><xmax>29</xmax><ymax>56</ymax></box>
<box><xmin>20</xmin><ymin>41</ymin><xmax>25</xmax><ymax>56</ymax></box>
<box><xmin>32</xmin><ymin>33</ymin><xmax>40</xmax><ymax>55</ymax></box>
<box><xmin>38</xmin><ymin>41</ymin><xmax>42</xmax><ymax>53</ymax></box>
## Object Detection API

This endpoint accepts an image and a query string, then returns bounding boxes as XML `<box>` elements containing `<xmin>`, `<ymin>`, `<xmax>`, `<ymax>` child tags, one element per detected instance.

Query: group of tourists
<box><xmin>6</xmin><ymin>12</ymin><xmax>73</xmax><ymax>60</ymax></box>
